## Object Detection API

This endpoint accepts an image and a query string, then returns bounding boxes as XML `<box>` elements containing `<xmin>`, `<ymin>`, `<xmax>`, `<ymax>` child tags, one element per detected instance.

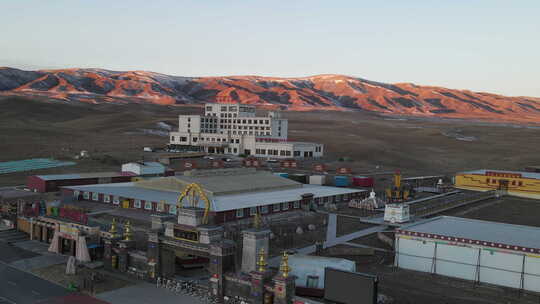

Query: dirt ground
<box><xmin>2</xmin><ymin>96</ymin><xmax>540</xmax><ymax>187</ymax></box>
<box><xmin>32</xmin><ymin>263</ymin><xmax>134</xmax><ymax>295</ymax></box>
<box><xmin>336</xmin><ymin>215</ymin><xmax>375</xmax><ymax>237</ymax></box>
<box><xmin>448</xmin><ymin>196</ymin><xmax>540</xmax><ymax>227</ymax></box>
<box><xmin>317</xmin><ymin>246</ymin><xmax>540</xmax><ymax>304</ymax></box>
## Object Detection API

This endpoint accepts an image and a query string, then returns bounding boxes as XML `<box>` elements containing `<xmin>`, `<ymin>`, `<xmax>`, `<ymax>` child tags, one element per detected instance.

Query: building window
<box><xmin>83</xmin><ymin>192</ymin><xmax>90</xmax><ymax>200</ymax></box>
<box><xmin>73</xmin><ymin>190</ymin><xmax>80</xmax><ymax>198</ymax></box>
<box><xmin>518</xmin><ymin>181</ymin><xmax>523</xmax><ymax>186</ymax></box>
<box><xmin>236</xmin><ymin>209</ymin><xmax>244</xmax><ymax>218</ymax></box>
<box><xmin>293</xmin><ymin>201</ymin><xmax>300</xmax><ymax>208</ymax></box>
<box><xmin>282</xmin><ymin>202</ymin><xmax>289</xmax><ymax>210</ymax></box>
<box><xmin>169</xmin><ymin>205</ymin><xmax>177</xmax><ymax>215</ymax></box>
<box><xmin>261</xmin><ymin>205</ymin><xmax>269</xmax><ymax>214</ymax></box>
<box><xmin>512</xmin><ymin>180</ymin><xmax>516</xmax><ymax>186</ymax></box>
<box><xmin>134</xmin><ymin>199</ymin><xmax>142</xmax><ymax>208</ymax></box>
<box><xmin>273</xmin><ymin>203</ymin><xmax>280</xmax><ymax>212</ymax></box>
<box><xmin>113</xmin><ymin>196</ymin><xmax>120</xmax><ymax>205</ymax></box>
<box><xmin>92</xmin><ymin>192</ymin><xmax>99</xmax><ymax>201</ymax></box>
<box><xmin>104</xmin><ymin>195</ymin><xmax>111</xmax><ymax>203</ymax></box>
<box><xmin>180</xmin><ymin>137</ymin><xmax>187</xmax><ymax>142</ymax></box>
<box><xmin>156</xmin><ymin>202</ymin><xmax>164</xmax><ymax>212</ymax></box>
<box><xmin>250</xmin><ymin>207</ymin><xmax>257</xmax><ymax>216</ymax></box>
<box><xmin>145</xmin><ymin>201</ymin><xmax>152</xmax><ymax>210</ymax></box>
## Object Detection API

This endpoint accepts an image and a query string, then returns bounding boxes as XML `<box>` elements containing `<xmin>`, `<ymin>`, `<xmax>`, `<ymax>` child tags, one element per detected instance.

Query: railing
<box><xmin>156</xmin><ymin>277</ymin><xmax>220</xmax><ymax>303</ymax></box>
<box><xmin>411</xmin><ymin>191</ymin><xmax>497</xmax><ymax>217</ymax></box>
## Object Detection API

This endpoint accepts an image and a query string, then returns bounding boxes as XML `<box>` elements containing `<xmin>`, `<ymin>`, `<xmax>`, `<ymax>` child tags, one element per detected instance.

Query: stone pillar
<box><xmin>241</xmin><ymin>229</ymin><xmax>270</xmax><ymax>274</ymax></box>
<box><xmin>209</xmin><ymin>241</ymin><xmax>236</xmax><ymax>302</ymax></box>
<box><xmin>250</xmin><ymin>269</ymin><xmax>273</xmax><ymax>304</ymax></box>
<box><xmin>272</xmin><ymin>275</ymin><xmax>296</xmax><ymax>304</ymax></box>
<box><xmin>146</xmin><ymin>231</ymin><xmax>161</xmax><ymax>280</ymax></box>
<box><xmin>103</xmin><ymin>237</ymin><xmax>120</xmax><ymax>271</ymax></box>
<box><xmin>29</xmin><ymin>219</ymin><xmax>34</xmax><ymax>240</ymax></box>
<box><xmin>117</xmin><ymin>239</ymin><xmax>135</xmax><ymax>273</ymax></box>
<box><xmin>41</xmin><ymin>226</ymin><xmax>47</xmax><ymax>242</ymax></box>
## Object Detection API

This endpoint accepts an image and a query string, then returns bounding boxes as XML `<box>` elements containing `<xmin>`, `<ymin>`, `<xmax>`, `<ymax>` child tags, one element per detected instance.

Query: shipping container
<box><xmin>309</xmin><ymin>175</ymin><xmax>326</xmax><ymax>185</ymax></box>
<box><xmin>334</xmin><ymin>175</ymin><xmax>350</xmax><ymax>187</ymax></box>
<box><xmin>352</xmin><ymin>176</ymin><xmax>374</xmax><ymax>188</ymax></box>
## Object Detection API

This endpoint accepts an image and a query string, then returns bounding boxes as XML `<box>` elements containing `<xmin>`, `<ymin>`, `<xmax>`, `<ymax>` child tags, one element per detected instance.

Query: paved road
<box><xmin>97</xmin><ymin>283</ymin><xmax>204</xmax><ymax>304</ymax></box>
<box><xmin>0</xmin><ymin>260</ymin><xmax>69</xmax><ymax>304</ymax></box>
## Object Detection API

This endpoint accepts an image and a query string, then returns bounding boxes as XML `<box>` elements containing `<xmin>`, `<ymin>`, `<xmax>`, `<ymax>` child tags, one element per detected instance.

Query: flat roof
<box><xmin>0</xmin><ymin>189</ymin><xmax>42</xmax><ymax>200</ymax></box>
<box><xmin>399</xmin><ymin>216</ymin><xmax>540</xmax><ymax>251</ymax></box>
<box><xmin>458</xmin><ymin>169</ymin><xmax>540</xmax><ymax>180</ymax></box>
<box><xmin>36</xmin><ymin>172</ymin><xmax>127</xmax><ymax>181</ymax></box>
<box><xmin>136</xmin><ymin>169</ymin><xmax>302</xmax><ymax>196</ymax></box>
<box><xmin>62</xmin><ymin>183</ymin><xmax>365</xmax><ymax>212</ymax></box>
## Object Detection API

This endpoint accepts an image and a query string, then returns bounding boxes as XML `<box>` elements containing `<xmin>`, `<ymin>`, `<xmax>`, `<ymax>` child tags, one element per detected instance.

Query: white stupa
<box><xmin>348</xmin><ymin>189</ymin><xmax>386</xmax><ymax>210</ymax></box>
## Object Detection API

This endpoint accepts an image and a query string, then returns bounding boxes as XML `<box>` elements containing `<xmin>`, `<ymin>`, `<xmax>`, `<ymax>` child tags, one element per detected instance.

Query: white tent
<box><xmin>75</xmin><ymin>236</ymin><xmax>91</xmax><ymax>262</ymax></box>
<box><xmin>48</xmin><ymin>229</ymin><xmax>60</xmax><ymax>254</ymax></box>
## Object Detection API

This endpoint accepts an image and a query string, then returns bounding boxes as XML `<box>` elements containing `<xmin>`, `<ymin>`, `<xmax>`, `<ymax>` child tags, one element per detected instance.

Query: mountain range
<box><xmin>1</xmin><ymin>67</ymin><xmax>539</xmax><ymax>124</ymax></box>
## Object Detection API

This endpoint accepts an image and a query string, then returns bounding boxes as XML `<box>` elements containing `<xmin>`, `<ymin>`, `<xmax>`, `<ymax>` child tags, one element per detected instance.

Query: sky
<box><xmin>1</xmin><ymin>1</ymin><xmax>539</xmax><ymax>97</ymax></box>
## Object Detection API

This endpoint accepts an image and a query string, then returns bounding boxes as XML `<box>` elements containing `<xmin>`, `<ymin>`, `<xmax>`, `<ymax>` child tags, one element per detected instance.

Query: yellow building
<box><xmin>455</xmin><ymin>169</ymin><xmax>540</xmax><ymax>200</ymax></box>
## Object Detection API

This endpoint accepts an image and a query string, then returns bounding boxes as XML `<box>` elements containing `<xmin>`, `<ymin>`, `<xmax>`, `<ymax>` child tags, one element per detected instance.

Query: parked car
<box><xmin>222</xmin><ymin>158</ymin><xmax>232</xmax><ymax>162</ymax></box>
<box><xmin>203</xmin><ymin>155</ymin><xmax>214</xmax><ymax>160</ymax></box>
<box><xmin>143</xmin><ymin>147</ymin><xmax>154</xmax><ymax>152</ymax></box>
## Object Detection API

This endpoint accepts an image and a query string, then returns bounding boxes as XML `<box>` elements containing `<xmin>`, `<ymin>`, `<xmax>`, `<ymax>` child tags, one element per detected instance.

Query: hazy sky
<box><xmin>1</xmin><ymin>1</ymin><xmax>539</xmax><ymax>97</ymax></box>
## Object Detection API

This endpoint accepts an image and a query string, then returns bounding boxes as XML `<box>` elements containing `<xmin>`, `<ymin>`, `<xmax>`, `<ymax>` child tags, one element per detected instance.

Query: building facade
<box><xmin>61</xmin><ymin>169</ymin><xmax>366</xmax><ymax>224</ymax></box>
<box><xmin>169</xmin><ymin>103</ymin><xmax>323</xmax><ymax>158</ymax></box>
<box><xmin>395</xmin><ymin>216</ymin><xmax>540</xmax><ymax>293</ymax></box>
<box><xmin>455</xmin><ymin>169</ymin><xmax>540</xmax><ymax>199</ymax></box>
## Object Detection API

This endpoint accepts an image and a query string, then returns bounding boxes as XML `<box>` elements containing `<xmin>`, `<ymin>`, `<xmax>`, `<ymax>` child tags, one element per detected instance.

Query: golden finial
<box><xmin>257</xmin><ymin>248</ymin><xmax>267</xmax><ymax>272</ymax></box>
<box><xmin>123</xmin><ymin>220</ymin><xmax>133</xmax><ymax>241</ymax></box>
<box><xmin>279</xmin><ymin>251</ymin><xmax>291</xmax><ymax>278</ymax></box>
<box><xmin>253</xmin><ymin>209</ymin><xmax>262</xmax><ymax>230</ymax></box>
<box><xmin>109</xmin><ymin>218</ymin><xmax>118</xmax><ymax>237</ymax></box>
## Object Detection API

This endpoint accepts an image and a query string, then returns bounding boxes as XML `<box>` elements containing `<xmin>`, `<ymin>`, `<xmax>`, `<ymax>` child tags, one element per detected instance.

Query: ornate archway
<box><xmin>177</xmin><ymin>183</ymin><xmax>212</xmax><ymax>224</ymax></box>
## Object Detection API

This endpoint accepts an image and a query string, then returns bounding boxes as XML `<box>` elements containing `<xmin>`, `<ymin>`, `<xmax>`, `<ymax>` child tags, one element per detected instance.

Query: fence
<box><xmin>156</xmin><ymin>277</ymin><xmax>220</xmax><ymax>303</ymax></box>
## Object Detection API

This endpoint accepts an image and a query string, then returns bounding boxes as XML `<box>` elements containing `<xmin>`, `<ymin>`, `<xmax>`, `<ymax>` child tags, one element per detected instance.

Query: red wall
<box><xmin>26</xmin><ymin>176</ymin><xmax>46</xmax><ymax>193</ymax></box>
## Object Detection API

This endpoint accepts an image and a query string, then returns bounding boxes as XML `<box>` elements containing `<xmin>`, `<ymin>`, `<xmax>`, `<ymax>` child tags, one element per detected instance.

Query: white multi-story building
<box><xmin>169</xmin><ymin>103</ymin><xmax>323</xmax><ymax>158</ymax></box>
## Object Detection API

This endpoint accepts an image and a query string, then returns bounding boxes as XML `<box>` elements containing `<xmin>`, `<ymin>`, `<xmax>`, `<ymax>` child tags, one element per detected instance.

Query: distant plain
<box><xmin>0</xmin><ymin>96</ymin><xmax>538</xmax><ymax>186</ymax></box>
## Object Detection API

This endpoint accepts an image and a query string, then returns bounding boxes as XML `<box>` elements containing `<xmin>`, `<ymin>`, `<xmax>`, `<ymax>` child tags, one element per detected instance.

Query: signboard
<box><xmin>485</xmin><ymin>171</ymin><xmax>522</xmax><ymax>178</ymax></box>
<box><xmin>173</xmin><ymin>227</ymin><xmax>199</xmax><ymax>242</ymax></box>
<box><xmin>183</xmin><ymin>161</ymin><xmax>197</xmax><ymax>170</ymax></box>
<box><xmin>313</xmin><ymin>163</ymin><xmax>326</xmax><ymax>172</ymax></box>
<box><xmin>244</xmin><ymin>158</ymin><xmax>261</xmax><ymax>168</ymax></box>
<box><xmin>211</xmin><ymin>160</ymin><xmax>224</xmax><ymax>168</ymax></box>
<box><xmin>281</xmin><ymin>160</ymin><xmax>298</xmax><ymax>169</ymax></box>
<box><xmin>324</xmin><ymin>268</ymin><xmax>378</xmax><ymax>304</ymax></box>
<box><xmin>59</xmin><ymin>224</ymin><xmax>79</xmax><ymax>240</ymax></box>
<box><xmin>336</xmin><ymin>167</ymin><xmax>352</xmax><ymax>175</ymax></box>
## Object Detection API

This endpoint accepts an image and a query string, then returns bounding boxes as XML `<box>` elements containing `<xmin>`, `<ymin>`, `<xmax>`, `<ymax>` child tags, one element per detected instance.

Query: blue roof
<box><xmin>37</xmin><ymin>172</ymin><xmax>125</xmax><ymax>181</ymax></box>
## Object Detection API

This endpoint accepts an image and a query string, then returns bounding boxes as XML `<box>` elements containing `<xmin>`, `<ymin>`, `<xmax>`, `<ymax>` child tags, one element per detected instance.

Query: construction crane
<box><xmin>177</xmin><ymin>183</ymin><xmax>212</xmax><ymax>224</ymax></box>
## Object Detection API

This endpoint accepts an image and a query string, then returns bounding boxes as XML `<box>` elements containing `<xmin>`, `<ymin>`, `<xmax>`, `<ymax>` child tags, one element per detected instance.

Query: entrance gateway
<box><xmin>145</xmin><ymin>184</ymin><xmax>237</xmax><ymax>299</ymax></box>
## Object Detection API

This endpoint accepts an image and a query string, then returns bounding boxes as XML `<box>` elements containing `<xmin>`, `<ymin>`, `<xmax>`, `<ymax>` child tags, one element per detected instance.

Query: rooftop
<box><xmin>136</xmin><ymin>168</ymin><xmax>302</xmax><ymax>195</ymax></box>
<box><xmin>399</xmin><ymin>216</ymin><xmax>540</xmax><ymax>251</ymax></box>
<box><xmin>36</xmin><ymin>172</ymin><xmax>129</xmax><ymax>181</ymax></box>
<box><xmin>62</xmin><ymin>182</ymin><xmax>364</xmax><ymax>212</ymax></box>
<box><xmin>458</xmin><ymin>169</ymin><xmax>540</xmax><ymax>180</ymax></box>
<box><xmin>0</xmin><ymin>188</ymin><xmax>42</xmax><ymax>200</ymax></box>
